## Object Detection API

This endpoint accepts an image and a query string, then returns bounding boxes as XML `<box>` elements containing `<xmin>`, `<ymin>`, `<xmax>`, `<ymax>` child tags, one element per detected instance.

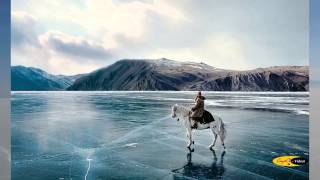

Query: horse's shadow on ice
<box><xmin>172</xmin><ymin>148</ymin><xmax>226</xmax><ymax>179</ymax></box>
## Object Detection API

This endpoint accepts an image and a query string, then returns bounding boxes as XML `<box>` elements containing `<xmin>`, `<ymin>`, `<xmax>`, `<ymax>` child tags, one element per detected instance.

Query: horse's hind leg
<box><xmin>186</xmin><ymin>128</ymin><xmax>193</xmax><ymax>148</ymax></box>
<box><xmin>209</xmin><ymin>127</ymin><xmax>218</xmax><ymax>150</ymax></box>
<box><xmin>219</xmin><ymin>133</ymin><xmax>226</xmax><ymax>149</ymax></box>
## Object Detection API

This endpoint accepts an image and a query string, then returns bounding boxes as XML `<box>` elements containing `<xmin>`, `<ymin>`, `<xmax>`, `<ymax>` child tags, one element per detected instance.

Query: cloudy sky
<box><xmin>12</xmin><ymin>0</ymin><xmax>308</xmax><ymax>75</ymax></box>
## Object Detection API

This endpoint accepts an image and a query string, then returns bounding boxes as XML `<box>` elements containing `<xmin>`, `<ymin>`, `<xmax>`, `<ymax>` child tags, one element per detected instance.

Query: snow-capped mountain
<box><xmin>68</xmin><ymin>58</ymin><xmax>309</xmax><ymax>91</ymax></box>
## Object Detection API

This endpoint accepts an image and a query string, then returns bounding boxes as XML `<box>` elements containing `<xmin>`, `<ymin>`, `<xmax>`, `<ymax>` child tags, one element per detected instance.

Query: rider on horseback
<box><xmin>190</xmin><ymin>91</ymin><xmax>206</xmax><ymax>129</ymax></box>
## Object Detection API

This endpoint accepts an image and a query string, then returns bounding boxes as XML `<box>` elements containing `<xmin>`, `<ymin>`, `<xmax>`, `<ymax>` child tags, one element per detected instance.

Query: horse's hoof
<box><xmin>208</xmin><ymin>145</ymin><xmax>213</xmax><ymax>150</ymax></box>
<box><xmin>192</xmin><ymin>141</ymin><xmax>194</xmax><ymax>144</ymax></box>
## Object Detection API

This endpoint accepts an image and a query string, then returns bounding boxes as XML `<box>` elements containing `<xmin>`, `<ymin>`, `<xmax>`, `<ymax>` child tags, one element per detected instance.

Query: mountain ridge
<box><xmin>67</xmin><ymin>59</ymin><xmax>309</xmax><ymax>91</ymax></box>
<box><xmin>11</xmin><ymin>66</ymin><xmax>84</xmax><ymax>91</ymax></box>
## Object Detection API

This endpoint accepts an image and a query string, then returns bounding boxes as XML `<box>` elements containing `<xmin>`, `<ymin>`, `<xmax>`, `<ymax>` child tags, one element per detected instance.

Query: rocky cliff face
<box><xmin>67</xmin><ymin>59</ymin><xmax>309</xmax><ymax>91</ymax></box>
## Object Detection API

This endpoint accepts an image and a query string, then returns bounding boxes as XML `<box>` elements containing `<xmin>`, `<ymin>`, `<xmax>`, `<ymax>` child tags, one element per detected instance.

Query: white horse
<box><xmin>171</xmin><ymin>104</ymin><xmax>226</xmax><ymax>149</ymax></box>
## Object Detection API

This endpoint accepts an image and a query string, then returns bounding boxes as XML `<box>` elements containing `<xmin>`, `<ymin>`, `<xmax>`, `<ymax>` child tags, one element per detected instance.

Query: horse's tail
<box><xmin>219</xmin><ymin>118</ymin><xmax>227</xmax><ymax>141</ymax></box>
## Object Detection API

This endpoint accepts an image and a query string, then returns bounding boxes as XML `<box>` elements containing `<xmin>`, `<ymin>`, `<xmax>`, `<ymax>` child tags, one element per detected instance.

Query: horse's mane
<box><xmin>175</xmin><ymin>103</ymin><xmax>193</xmax><ymax>109</ymax></box>
<box><xmin>174</xmin><ymin>104</ymin><xmax>191</xmax><ymax>117</ymax></box>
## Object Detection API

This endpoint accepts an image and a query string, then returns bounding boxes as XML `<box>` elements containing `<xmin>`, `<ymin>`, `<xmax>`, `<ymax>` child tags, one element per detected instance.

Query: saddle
<box><xmin>192</xmin><ymin>110</ymin><xmax>215</xmax><ymax>124</ymax></box>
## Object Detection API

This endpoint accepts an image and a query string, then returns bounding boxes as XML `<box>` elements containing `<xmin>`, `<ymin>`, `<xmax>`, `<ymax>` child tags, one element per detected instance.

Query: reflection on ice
<box><xmin>172</xmin><ymin>148</ymin><xmax>226</xmax><ymax>179</ymax></box>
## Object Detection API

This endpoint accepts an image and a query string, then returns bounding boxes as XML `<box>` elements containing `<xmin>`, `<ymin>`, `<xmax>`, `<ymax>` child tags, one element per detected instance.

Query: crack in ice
<box><xmin>108</xmin><ymin>116</ymin><xmax>170</xmax><ymax>145</ymax></box>
<box><xmin>85</xmin><ymin>156</ymin><xmax>92</xmax><ymax>180</ymax></box>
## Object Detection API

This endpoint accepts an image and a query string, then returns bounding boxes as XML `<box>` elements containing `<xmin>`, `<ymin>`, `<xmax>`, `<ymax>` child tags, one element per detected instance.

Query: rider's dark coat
<box><xmin>190</xmin><ymin>95</ymin><xmax>205</xmax><ymax>117</ymax></box>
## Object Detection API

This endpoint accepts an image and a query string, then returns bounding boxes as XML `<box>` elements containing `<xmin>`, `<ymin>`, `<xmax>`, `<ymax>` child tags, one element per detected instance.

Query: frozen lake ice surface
<box><xmin>11</xmin><ymin>91</ymin><xmax>309</xmax><ymax>180</ymax></box>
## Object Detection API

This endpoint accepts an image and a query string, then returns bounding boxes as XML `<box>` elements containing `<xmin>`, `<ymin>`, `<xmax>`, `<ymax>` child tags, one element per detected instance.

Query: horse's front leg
<box><xmin>186</xmin><ymin>128</ymin><xmax>193</xmax><ymax>148</ymax></box>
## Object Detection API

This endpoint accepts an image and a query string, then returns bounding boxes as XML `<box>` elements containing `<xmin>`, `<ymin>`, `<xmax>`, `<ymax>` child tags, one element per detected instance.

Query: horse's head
<box><xmin>171</xmin><ymin>104</ymin><xmax>179</xmax><ymax>121</ymax></box>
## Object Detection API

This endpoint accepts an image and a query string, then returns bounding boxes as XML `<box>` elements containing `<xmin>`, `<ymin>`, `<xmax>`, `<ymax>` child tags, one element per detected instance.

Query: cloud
<box><xmin>39</xmin><ymin>31</ymin><xmax>111</xmax><ymax>60</ymax></box>
<box><xmin>11</xmin><ymin>11</ymin><xmax>111</xmax><ymax>75</ymax></box>
<box><xmin>11</xmin><ymin>12</ymin><xmax>52</xmax><ymax>71</ymax></box>
<box><xmin>12</xmin><ymin>0</ymin><xmax>308</xmax><ymax>74</ymax></box>
<box><xmin>11</xmin><ymin>12</ymin><xmax>39</xmax><ymax>48</ymax></box>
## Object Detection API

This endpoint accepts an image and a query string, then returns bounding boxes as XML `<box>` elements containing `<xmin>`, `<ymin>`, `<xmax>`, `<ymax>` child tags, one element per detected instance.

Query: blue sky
<box><xmin>12</xmin><ymin>0</ymin><xmax>308</xmax><ymax>75</ymax></box>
